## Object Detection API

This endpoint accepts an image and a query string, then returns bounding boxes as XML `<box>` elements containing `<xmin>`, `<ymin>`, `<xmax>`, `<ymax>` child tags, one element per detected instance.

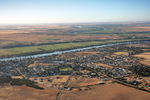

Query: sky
<box><xmin>0</xmin><ymin>0</ymin><xmax>150</xmax><ymax>24</ymax></box>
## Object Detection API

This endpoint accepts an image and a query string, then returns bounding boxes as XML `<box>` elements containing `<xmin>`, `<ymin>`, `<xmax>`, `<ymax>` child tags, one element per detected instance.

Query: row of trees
<box><xmin>0</xmin><ymin>77</ymin><xmax>44</xmax><ymax>90</ymax></box>
<box><xmin>129</xmin><ymin>65</ymin><xmax>150</xmax><ymax>76</ymax></box>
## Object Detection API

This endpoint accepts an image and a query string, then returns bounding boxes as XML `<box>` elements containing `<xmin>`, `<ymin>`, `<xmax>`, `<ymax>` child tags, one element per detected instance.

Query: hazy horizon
<box><xmin>0</xmin><ymin>0</ymin><xmax>150</xmax><ymax>24</ymax></box>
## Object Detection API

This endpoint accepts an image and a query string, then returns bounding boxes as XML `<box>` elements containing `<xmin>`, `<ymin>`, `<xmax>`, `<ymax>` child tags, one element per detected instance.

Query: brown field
<box><xmin>126</xmin><ymin>42</ymin><xmax>150</xmax><ymax>48</ymax></box>
<box><xmin>115</xmin><ymin>26</ymin><xmax>150</xmax><ymax>33</ymax></box>
<box><xmin>30</xmin><ymin>75</ymin><xmax>69</xmax><ymax>88</ymax></box>
<box><xmin>143</xmin><ymin>77</ymin><xmax>150</xmax><ymax>84</ymax></box>
<box><xmin>135</xmin><ymin>52</ymin><xmax>150</xmax><ymax>66</ymax></box>
<box><xmin>1</xmin><ymin>23</ymin><xmax>150</xmax><ymax>49</ymax></box>
<box><xmin>0</xmin><ymin>24</ymin><xmax>122</xmax><ymax>48</ymax></box>
<box><xmin>0</xmin><ymin>30</ymin><xmax>29</xmax><ymax>34</ymax></box>
<box><xmin>11</xmin><ymin>76</ymin><xmax>23</xmax><ymax>79</ymax></box>
<box><xmin>28</xmin><ymin>63</ymin><xmax>54</xmax><ymax>67</ymax></box>
<box><xmin>95</xmin><ymin>63</ymin><xmax>113</xmax><ymax>68</ymax></box>
<box><xmin>28</xmin><ymin>61</ymin><xmax>54</xmax><ymax>67</ymax></box>
<box><xmin>38</xmin><ymin>63</ymin><xmax>54</xmax><ymax>67</ymax></box>
<box><xmin>60</xmin><ymin>83</ymin><xmax>150</xmax><ymax>100</ymax></box>
<box><xmin>0</xmin><ymin>33</ymin><xmax>121</xmax><ymax>48</ymax></box>
<box><xmin>0</xmin><ymin>24</ymin><xmax>71</xmax><ymax>34</ymax></box>
<box><xmin>0</xmin><ymin>85</ymin><xmax>58</xmax><ymax>100</ymax></box>
<box><xmin>51</xmin><ymin>75</ymin><xmax>69</xmax><ymax>85</ymax></box>
<box><xmin>67</xmin><ymin>76</ymin><xmax>100</xmax><ymax>87</ymax></box>
<box><xmin>76</xmin><ymin>51</ymin><xmax>100</xmax><ymax>55</ymax></box>
<box><xmin>133</xmin><ymin>26</ymin><xmax>150</xmax><ymax>32</ymax></box>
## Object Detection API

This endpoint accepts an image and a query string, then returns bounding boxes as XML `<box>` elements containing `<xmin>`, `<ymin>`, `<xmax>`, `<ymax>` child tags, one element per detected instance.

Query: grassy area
<box><xmin>115</xmin><ymin>52</ymin><xmax>128</xmax><ymax>55</ymax></box>
<box><xmin>107</xmin><ymin>39</ymin><xmax>147</xmax><ymax>42</ymax></box>
<box><xmin>0</xmin><ymin>39</ymin><xmax>148</xmax><ymax>56</ymax></box>
<box><xmin>59</xmin><ymin>67</ymin><xmax>72</xmax><ymax>71</ymax></box>
<box><xmin>0</xmin><ymin>41</ymin><xmax>106</xmax><ymax>56</ymax></box>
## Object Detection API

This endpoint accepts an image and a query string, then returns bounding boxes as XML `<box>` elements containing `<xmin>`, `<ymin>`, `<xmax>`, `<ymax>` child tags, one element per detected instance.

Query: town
<box><xmin>0</xmin><ymin>41</ymin><xmax>150</xmax><ymax>96</ymax></box>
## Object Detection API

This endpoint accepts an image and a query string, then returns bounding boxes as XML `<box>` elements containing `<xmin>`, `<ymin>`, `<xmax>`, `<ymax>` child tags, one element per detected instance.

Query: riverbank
<box><xmin>1</xmin><ymin>39</ymin><xmax>147</xmax><ymax>59</ymax></box>
<box><xmin>0</xmin><ymin>39</ymin><xmax>148</xmax><ymax>61</ymax></box>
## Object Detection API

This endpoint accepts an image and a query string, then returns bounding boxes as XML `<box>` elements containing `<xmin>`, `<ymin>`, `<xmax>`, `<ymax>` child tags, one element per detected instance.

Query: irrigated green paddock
<box><xmin>0</xmin><ymin>39</ymin><xmax>147</xmax><ymax>56</ymax></box>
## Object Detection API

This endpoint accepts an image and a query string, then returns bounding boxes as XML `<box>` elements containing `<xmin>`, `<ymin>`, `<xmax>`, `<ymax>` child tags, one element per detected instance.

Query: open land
<box><xmin>0</xmin><ymin>22</ymin><xmax>150</xmax><ymax>57</ymax></box>
<box><xmin>0</xmin><ymin>85</ymin><xmax>58</xmax><ymax>100</ymax></box>
<box><xmin>67</xmin><ymin>76</ymin><xmax>101</xmax><ymax>87</ymax></box>
<box><xmin>0</xmin><ymin>22</ymin><xmax>150</xmax><ymax>100</ymax></box>
<box><xmin>135</xmin><ymin>52</ymin><xmax>150</xmax><ymax>66</ymax></box>
<box><xmin>29</xmin><ymin>75</ymin><xmax>69</xmax><ymax>89</ymax></box>
<box><xmin>0</xmin><ymin>41</ymin><xmax>150</xmax><ymax>100</ymax></box>
<box><xmin>126</xmin><ymin>42</ymin><xmax>150</xmax><ymax>66</ymax></box>
<box><xmin>60</xmin><ymin>83</ymin><xmax>150</xmax><ymax>100</ymax></box>
<box><xmin>114</xmin><ymin>52</ymin><xmax>129</xmax><ymax>55</ymax></box>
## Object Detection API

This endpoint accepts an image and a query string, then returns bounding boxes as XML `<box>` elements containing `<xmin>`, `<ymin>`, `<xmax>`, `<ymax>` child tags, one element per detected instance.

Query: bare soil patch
<box><xmin>135</xmin><ymin>52</ymin><xmax>150</xmax><ymax>66</ymax></box>
<box><xmin>67</xmin><ymin>76</ymin><xmax>100</xmax><ymax>87</ymax></box>
<box><xmin>30</xmin><ymin>75</ymin><xmax>69</xmax><ymax>89</ymax></box>
<box><xmin>0</xmin><ymin>85</ymin><xmax>58</xmax><ymax>100</ymax></box>
<box><xmin>60</xmin><ymin>83</ymin><xmax>150</xmax><ymax>100</ymax></box>
<box><xmin>95</xmin><ymin>63</ymin><xmax>113</xmax><ymax>68</ymax></box>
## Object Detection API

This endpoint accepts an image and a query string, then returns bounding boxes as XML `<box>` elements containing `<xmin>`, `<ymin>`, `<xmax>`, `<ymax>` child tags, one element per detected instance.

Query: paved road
<box><xmin>16</xmin><ymin>68</ymin><xmax>28</xmax><ymax>79</ymax></box>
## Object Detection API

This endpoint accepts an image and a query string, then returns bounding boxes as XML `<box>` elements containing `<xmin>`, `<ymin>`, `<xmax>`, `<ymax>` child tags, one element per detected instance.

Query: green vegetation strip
<box><xmin>0</xmin><ymin>39</ymin><xmax>147</xmax><ymax>56</ymax></box>
<box><xmin>59</xmin><ymin>67</ymin><xmax>72</xmax><ymax>71</ymax></box>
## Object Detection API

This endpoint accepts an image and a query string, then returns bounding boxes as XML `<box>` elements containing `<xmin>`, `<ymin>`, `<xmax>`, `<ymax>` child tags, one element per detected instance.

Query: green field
<box><xmin>0</xmin><ymin>39</ymin><xmax>147</xmax><ymax>57</ymax></box>
<box><xmin>114</xmin><ymin>52</ymin><xmax>128</xmax><ymax>55</ymax></box>
<box><xmin>59</xmin><ymin>67</ymin><xmax>73</xmax><ymax>71</ymax></box>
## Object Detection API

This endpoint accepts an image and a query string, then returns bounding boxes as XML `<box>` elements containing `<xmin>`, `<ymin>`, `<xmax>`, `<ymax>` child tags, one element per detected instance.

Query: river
<box><xmin>0</xmin><ymin>41</ymin><xmax>145</xmax><ymax>61</ymax></box>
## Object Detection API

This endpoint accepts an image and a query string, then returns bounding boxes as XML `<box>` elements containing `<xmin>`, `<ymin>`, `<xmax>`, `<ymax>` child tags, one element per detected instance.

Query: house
<box><xmin>98</xmin><ymin>81</ymin><xmax>105</xmax><ymax>84</ymax></box>
<box><xmin>68</xmin><ymin>88</ymin><xmax>72</xmax><ymax>91</ymax></box>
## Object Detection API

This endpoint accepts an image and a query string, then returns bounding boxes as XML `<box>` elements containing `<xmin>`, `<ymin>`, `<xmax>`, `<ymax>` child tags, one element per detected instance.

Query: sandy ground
<box><xmin>29</xmin><ymin>75</ymin><xmax>69</xmax><ymax>89</ymax></box>
<box><xmin>135</xmin><ymin>52</ymin><xmax>150</xmax><ymax>66</ymax></box>
<box><xmin>60</xmin><ymin>83</ymin><xmax>150</xmax><ymax>100</ymax></box>
<box><xmin>95</xmin><ymin>63</ymin><xmax>113</xmax><ymax>68</ymax></box>
<box><xmin>0</xmin><ymin>85</ymin><xmax>58</xmax><ymax>100</ymax></box>
<box><xmin>67</xmin><ymin>76</ymin><xmax>100</xmax><ymax>87</ymax></box>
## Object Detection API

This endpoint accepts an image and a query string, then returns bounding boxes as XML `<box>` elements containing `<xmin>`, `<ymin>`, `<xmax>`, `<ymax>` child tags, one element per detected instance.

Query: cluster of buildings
<box><xmin>0</xmin><ymin>45</ymin><xmax>149</xmax><ymax>91</ymax></box>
